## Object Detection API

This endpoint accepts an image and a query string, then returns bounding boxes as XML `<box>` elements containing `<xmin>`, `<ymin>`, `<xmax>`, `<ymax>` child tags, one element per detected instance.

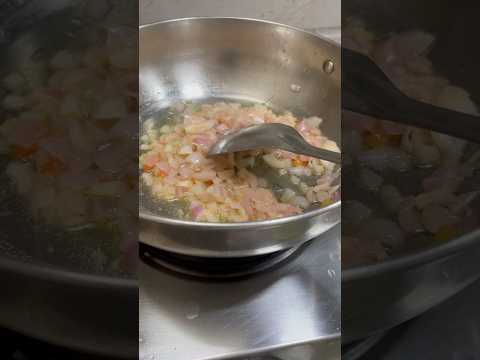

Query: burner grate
<box><xmin>140</xmin><ymin>243</ymin><xmax>304</xmax><ymax>279</ymax></box>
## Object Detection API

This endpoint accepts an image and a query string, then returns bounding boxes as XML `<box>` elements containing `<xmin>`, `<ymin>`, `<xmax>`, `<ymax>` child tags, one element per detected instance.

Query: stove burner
<box><xmin>140</xmin><ymin>244</ymin><xmax>303</xmax><ymax>279</ymax></box>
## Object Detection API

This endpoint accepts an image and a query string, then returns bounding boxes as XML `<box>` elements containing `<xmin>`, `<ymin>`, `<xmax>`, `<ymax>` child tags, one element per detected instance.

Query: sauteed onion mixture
<box><xmin>140</xmin><ymin>102</ymin><xmax>340</xmax><ymax>222</ymax></box>
<box><xmin>342</xmin><ymin>19</ymin><xmax>480</xmax><ymax>267</ymax></box>
<box><xmin>0</xmin><ymin>15</ymin><xmax>137</xmax><ymax>271</ymax></box>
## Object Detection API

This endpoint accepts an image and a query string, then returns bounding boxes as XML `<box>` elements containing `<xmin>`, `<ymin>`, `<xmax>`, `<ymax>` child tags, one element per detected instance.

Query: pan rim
<box><xmin>140</xmin><ymin>200</ymin><xmax>340</xmax><ymax>229</ymax></box>
<box><xmin>139</xmin><ymin>16</ymin><xmax>341</xmax><ymax>48</ymax></box>
<box><xmin>343</xmin><ymin>227</ymin><xmax>480</xmax><ymax>282</ymax></box>
<box><xmin>0</xmin><ymin>255</ymin><xmax>137</xmax><ymax>288</ymax></box>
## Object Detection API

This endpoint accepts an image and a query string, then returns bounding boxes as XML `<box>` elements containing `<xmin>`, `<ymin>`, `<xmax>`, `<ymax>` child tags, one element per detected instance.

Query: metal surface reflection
<box><xmin>139</xmin><ymin>226</ymin><xmax>340</xmax><ymax>360</ymax></box>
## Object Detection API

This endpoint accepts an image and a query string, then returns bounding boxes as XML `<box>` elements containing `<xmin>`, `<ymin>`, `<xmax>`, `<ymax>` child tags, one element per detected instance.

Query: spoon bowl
<box><xmin>208</xmin><ymin>123</ymin><xmax>342</xmax><ymax>164</ymax></box>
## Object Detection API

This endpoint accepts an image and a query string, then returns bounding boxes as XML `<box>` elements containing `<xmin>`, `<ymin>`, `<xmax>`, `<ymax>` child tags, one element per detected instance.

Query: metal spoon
<box><xmin>208</xmin><ymin>123</ymin><xmax>341</xmax><ymax>164</ymax></box>
<box><xmin>343</xmin><ymin>47</ymin><xmax>480</xmax><ymax>144</ymax></box>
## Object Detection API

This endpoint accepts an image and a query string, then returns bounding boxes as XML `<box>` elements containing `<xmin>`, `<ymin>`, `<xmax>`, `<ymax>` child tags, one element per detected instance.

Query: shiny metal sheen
<box><xmin>139</xmin><ymin>225</ymin><xmax>341</xmax><ymax>360</ymax></box>
<box><xmin>139</xmin><ymin>17</ymin><xmax>341</xmax><ymax>257</ymax></box>
<box><xmin>208</xmin><ymin>123</ymin><xmax>341</xmax><ymax>164</ymax></box>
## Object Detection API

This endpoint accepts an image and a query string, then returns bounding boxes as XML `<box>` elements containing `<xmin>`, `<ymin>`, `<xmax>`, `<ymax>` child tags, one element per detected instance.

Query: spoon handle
<box><xmin>280</xmin><ymin>130</ymin><xmax>342</xmax><ymax>164</ymax></box>
<box><xmin>294</xmin><ymin>144</ymin><xmax>342</xmax><ymax>164</ymax></box>
<box><xmin>342</xmin><ymin>47</ymin><xmax>480</xmax><ymax>144</ymax></box>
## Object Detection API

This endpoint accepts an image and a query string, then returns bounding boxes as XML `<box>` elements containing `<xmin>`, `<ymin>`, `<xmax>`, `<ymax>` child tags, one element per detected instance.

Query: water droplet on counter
<box><xmin>290</xmin><ymin>84</ymin><xmax>302</xmax><ymax>93</ymax></box>
<box><xmin>184</xmin><ymin>301</ymin><xmax>200</xmax><ymax>320</ymax></box>
<box><xmin>323</xmin><ymin>60</ymin><xmax>335</xmax><ymax>74</ymax></box>
<box><xmin>329</xmin><ymin>252</ymin><xmax>338</xmax><ymax>262</ymax></box>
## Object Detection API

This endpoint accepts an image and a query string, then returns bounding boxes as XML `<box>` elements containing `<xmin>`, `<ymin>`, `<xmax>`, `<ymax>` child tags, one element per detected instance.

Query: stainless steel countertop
<box><xmin>139</xmin><ymin>225</ymin><xmax>341</xmax><ymax>360</ymax></box>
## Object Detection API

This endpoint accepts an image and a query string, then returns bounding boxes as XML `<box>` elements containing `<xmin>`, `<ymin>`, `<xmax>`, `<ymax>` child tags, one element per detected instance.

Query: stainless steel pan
<box><xmin>0</xmin><ymin>1</ymin><xmax>137</xmax><ymax>357</ymax></box>
<box><xmin>139</xmin><ymin>18</ymin><xmax>341</xmax><ymax>257</ymax></box>
<box><xmin>342</xmin><ymin>0</ymin><xmax>480</xmax><ymax>342</ymax></box>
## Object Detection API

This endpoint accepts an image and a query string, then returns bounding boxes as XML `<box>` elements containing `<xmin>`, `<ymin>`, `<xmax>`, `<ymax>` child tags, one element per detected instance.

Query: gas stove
<box><xmin>139</xmin><ymin>225</ymin><xmax>341</xmax><ymax>360</ymax></box>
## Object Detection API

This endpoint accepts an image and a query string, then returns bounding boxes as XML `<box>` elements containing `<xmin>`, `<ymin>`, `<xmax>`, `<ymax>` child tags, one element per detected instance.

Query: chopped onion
<box><xmin>289</xmin><ymin>166</ymin><xmax>312</xmax><ymax>177</ymax></box>
<box><xmin>192</xmin><ymin>170</ymin><xmax>216</xmax><ymax>181</ymax></box>
<box><xmin>190</xmin><ymin>204</ymin><xmax>204</xmax><ymax>219</ymax></box>
<box><xmin>413</xmin><ymin>144</ymin><xmax>440</xmax><ymax>167</ymax></box>
<box><xmin>290</xmin><ymin>195</ymin><xmax>310</xmax><ymax>209</ymax></box>
<box><xmin>281</xmin><ymin>188</ymin><xmax>296</xmax><ymax>203</ymax></box>
<box><xmin>304</xmin><ymin>116</ymin><xmax>323</xmax><ymax>129</ymax></box>
<box><xmin>186</xmin><ymin>152</ymin><xmax>205</xmax><ymax>165</ymax></box>
<box><xmin>359</xmin><ymin>168</ymin><xmax>383</xmax><ymax>191</ymax></box>
<box><xmin>179</xmin><ymin>145</ymin><xmax>193</xmax><ymax>155</ymax></box>
<box><xmin>450</xmin><ymin>191</ymin><xmax>480</xmax><ymax>214</ymax></box>
<box><xmin>421</xmin><ymin>205</ymin><xmax>457</xmax><ymax>233</ymax></box>
<box><xmin>343</xmin><ymin>200</ymin><xmax>372</xmax><ymax>228</ymax></box>
<box><xmin>380</xmin><ymin>185</ymin><xmax>404</xmax><ymax>213</ymax></box>
<box><xmin>357</xmin><ymin>148</ymin><xmax>411</xmax><ymax>173</ymax></box>
<box><xmin>360</xmin><ymin>218</ymin><xmax>405</xmax><ymax>251</ymax></box>
<box><xmin>263</xmin><ymin>153</ymin><xmax>292</xmax><ymax>169</ymax></box>
<box><xmin>435</xmin><ymin>85</ymin><xmax>479</xmax><ymax>115</ymax></box>
<box><xmin>398</xmin><ymin>206</ymin><xmax>424</xmax><ymax>233</ymax></box>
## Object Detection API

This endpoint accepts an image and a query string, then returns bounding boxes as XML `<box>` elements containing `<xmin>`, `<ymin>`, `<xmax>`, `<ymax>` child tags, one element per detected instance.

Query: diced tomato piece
<box><xmin>142</xmin><ymin>154</ymin><xmax>160</xmax><ymax>171</ymax></box>
<box><xmin>153</xmin><ymin>169</ymin><xmax>167</xmax><ymax>177</ymax></box>
<box><xmin>40</xmin><ymin>156</ymin><xmax>65</xmax><ymax>176</ymax></box>
<box><xmin>11</xmin><ymin>144</ymin><xmax>38</xmax><ymax>159</ymax></box>
<box><xmin>363</xmin><ymin>131</ymin><xmax>387</xmax><ymax>149</ymax></box>
<box><xmin>434</xmin><ymin>225</ymin><xmax>460</xmax><ymax>242</ymax></box>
